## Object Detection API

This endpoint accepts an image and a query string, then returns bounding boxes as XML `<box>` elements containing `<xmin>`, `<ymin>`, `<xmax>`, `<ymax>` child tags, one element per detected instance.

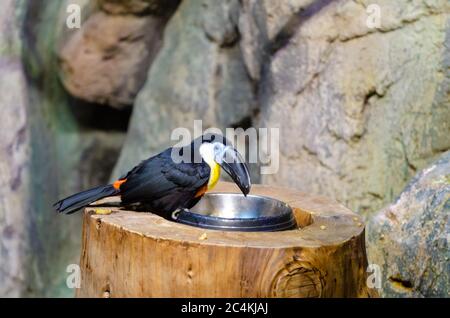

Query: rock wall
<box><xmin>58</xmin><ymin>0</ymin><xmax>179</xmax><ymax>108</ymax></box>
<box><xmin>0</xmin><ymin>0</ymin><xmax>31</xmax><ymax>297</ymax></box>
<box><xmin>112</xmin><ymin>0</ymin><xmax>258</xmax><ymax>179</ymax></box>
<box><xmin>1</xmin><ymin>0</ymin><xmax>127</xmax><ymax>297</ymax></box>
<box><xmin>257</xmin><ymin>0</ymin><xmax>450</xmax><ymax>215</ymax></box>
<box><xmin>113</xmin><ymin>0</ymin><xmax>450</xmax><ymax>217</ymax></box>
<box><xmin>367</xmin><ymin>151</ymin><xmax>449</xmax><ymax>297</ymax></box>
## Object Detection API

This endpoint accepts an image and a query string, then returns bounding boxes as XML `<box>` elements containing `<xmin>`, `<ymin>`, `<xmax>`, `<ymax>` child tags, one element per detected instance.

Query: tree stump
<box><xmin>77</xmin><ymin>182</ymin><xmax>377</xmax><ymax>297</ymax></box>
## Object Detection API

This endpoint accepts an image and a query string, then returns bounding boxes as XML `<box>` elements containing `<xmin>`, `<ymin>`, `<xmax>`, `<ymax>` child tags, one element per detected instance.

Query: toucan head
<box><xmin>194</xmin><ymin>133</ymin><xmax>251</xmax><ymax>196</ymax></box>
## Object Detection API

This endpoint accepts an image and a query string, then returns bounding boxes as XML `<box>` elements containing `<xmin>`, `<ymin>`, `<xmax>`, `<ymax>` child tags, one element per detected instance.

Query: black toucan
<box><xmin>54</xmin><ymin>134</ymin><xmax>251</xmax><ymax>218</ymax></box>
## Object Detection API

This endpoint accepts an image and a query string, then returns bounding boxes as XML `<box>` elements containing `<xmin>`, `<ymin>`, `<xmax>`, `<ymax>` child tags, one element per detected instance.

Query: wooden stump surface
<box><xmin>77</xmin><ymin>182</ymin><xmax>377</xmax><ymax>298</ymax></box>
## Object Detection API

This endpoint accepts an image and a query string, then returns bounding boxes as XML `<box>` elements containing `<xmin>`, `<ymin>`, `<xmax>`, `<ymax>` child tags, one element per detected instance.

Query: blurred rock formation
<box><xmin>58</xmin><ymin>0</ymin><xmax>179</xmax><ymax>108</ymax></box>
<box><xmin>367</xmin><ymin>151</ymin><xmax>449</xmax><ymax>297</ymax></box>
<box><xmin>114</xmin><ymin>0</ymin><xmax>450</xmax><ymax>217</ymax></box>
<box><xmin>0</xmin><ymin>0</ymin><xmax>31</xmax><ymax>298</ymax></box>
<box><xmin>1</xmin><ymin>0</ymin><xmax>127</xmax><ymax>297</ymax></box>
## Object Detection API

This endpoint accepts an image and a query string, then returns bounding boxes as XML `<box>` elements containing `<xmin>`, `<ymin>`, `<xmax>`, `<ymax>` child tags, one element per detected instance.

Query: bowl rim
<box><xmin>188</xmin><ymin>192</ymin><xmax>292</xmax><ymax>217</ymax></box>
<box><xmin>174</xmin><ymin>192</ymin><xmax>297</xmax><ymax>232</ymax></box>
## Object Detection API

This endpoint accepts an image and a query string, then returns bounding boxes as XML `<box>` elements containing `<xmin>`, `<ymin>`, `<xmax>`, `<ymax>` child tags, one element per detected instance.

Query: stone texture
<box><xmin>112</xmin><ymin>0</ymin><xmax>256</xmax><ymax>178</ymax></box>
<box><xmin>58</xmin><ymin>0</ymin><xmax>178</xmax><ymax>108</ymax></box>
<box><xmin>0</xmin><ymin>0</ymin><xmax>126</xmax><ymax>297</ymax></box>
<box><xmin>99</xmin><ymin>0</ymin><xmax>179</xmax><ymax>15</ymax></box>
<box><xmin>59</xmin><ymin>12</ymin><xmax>163</xmax><ymax>108</ymax></box>
<box><xmin>114</xmin><ymin>0</ymin><xmax>450</xmax><ymax>217</ymax></box>
<box><xmin>0</xmin><ymin>0</ymin><xmax>31</xmax><ymax>297</ymax></box>
<box><xmin>25</xmin><ymin>1</ymin><xmax>127</xmax><ymax>296</ymax></box>
<box><xmin>256</xmin><ymin>0</ymin><xmax>450</xmax><ymax>215</ymax></box>
<box><xmin>367</xmin><ymin>151</ymin><xmax>450</xmax><ymax>297</ymax></box>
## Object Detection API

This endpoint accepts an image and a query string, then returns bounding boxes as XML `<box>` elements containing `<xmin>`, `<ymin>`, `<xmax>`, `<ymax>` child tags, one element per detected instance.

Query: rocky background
<box><xmin>0</xmin><ymin>0</ymin><xmax>448</xmax><ymax>297</ymax></box>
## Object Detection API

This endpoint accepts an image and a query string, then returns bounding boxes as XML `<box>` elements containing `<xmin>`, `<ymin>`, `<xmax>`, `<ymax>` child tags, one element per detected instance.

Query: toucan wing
<box><xmin>119</xmin><ymin>148</ymin><xmax>210</xmax><ymax>210</ymax></box>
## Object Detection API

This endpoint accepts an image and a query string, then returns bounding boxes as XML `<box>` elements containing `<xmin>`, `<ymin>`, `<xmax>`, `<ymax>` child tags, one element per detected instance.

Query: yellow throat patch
<box><xmin>207</xmin><ymin>161</ymin><xmax>221</xmax><ymax>190</ymax></box>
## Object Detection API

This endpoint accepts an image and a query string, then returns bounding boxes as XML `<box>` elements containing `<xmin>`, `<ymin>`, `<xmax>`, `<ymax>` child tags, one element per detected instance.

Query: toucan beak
<box><xmin>216</xmin><ymin>146</ymin><xmax>251</xmax><ymax>196</ymax></box>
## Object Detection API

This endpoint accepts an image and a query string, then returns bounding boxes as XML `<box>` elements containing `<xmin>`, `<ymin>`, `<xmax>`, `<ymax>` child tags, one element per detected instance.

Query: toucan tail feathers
<box><xmin>54</xmin><ymin>184</ymin><xmax>118</xmax><ymax>215</ymax></box>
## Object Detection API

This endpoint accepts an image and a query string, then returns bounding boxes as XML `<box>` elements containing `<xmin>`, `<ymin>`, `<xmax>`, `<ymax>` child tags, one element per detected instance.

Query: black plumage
<box><xmin>119</xmin><ymin>148</ymin><xmax>210</xmax><ymax>217</ymax></box>
<box><xmin>54</xmin><ymin>133</ymin><xmax>251</xmax><ymax>219</ymax></box>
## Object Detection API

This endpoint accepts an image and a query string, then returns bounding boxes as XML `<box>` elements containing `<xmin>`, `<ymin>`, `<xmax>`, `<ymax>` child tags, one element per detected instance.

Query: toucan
<box><xmin>54</xmin><ymin>134</ymin><xmax>251</xmax><ymax>218</ymax></box>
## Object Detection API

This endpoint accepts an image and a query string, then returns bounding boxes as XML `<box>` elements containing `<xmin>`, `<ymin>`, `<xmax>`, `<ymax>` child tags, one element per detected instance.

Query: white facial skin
<box><xmin>199</xmin><ymin>142</ymin><xmax>226</xmax><ymax>165</ymax></box>
<box><xmin>199</xmin><ymin>141</ymin><xmax>251</xmax><ymax>195</ymax></box>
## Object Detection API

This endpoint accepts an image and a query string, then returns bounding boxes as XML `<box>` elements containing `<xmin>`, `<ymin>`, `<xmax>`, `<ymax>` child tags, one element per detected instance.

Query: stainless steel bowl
<box><xmin>174</xmin><ymin>193</ymin><xmax>297</xmax><ymax>232</ymax></box>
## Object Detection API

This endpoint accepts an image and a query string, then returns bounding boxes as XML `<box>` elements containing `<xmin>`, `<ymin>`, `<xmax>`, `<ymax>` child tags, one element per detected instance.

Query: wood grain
<box><xmin>77</xmin><ymin>182</ymin><xmax>377</xmax><ymax>297</ymax></box>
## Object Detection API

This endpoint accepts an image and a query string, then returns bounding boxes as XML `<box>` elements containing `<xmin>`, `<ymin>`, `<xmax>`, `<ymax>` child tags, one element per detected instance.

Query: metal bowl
<box><xmin>174</xmin><ymin>193</ymin><xmax>297</xmax><ymax>232</ymax></box>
